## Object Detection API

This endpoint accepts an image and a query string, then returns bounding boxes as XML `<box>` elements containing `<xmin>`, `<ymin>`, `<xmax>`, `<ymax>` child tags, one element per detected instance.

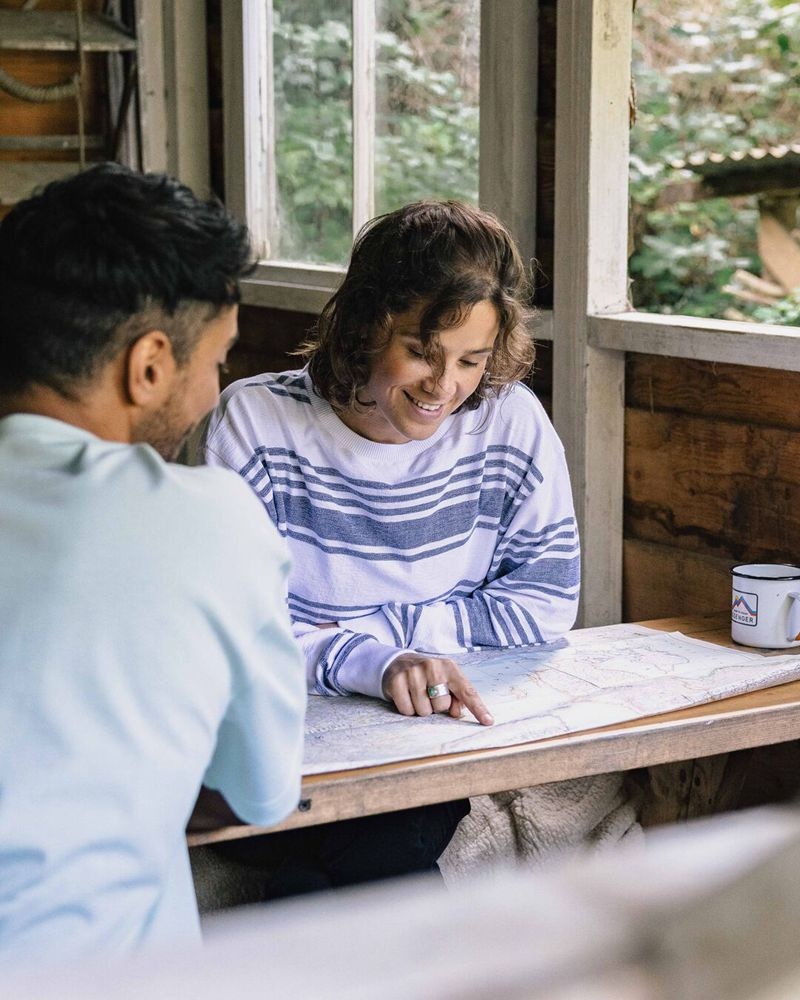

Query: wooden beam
<box><xmin>134</xmin><ymin>0</ymin><xmax>168</xmax><ymax>173</ymax></box>
<box><xmin>552</xmin><ymin>0</ymin><xmax>631</xmax><ymax>627</ymax></box>
<box><xmin>758</xmin><ymin>215</ymin><xmax>800</xmax><ymax>294</ymax></box>
<box><xmin>658</xmin><ymin>164</ymin><xmax>800</xmax><ymax>206</ymax></box>
<box><xmin>222</xmin><ymin>0</ymin><xmax>270</xmax><ymax>251</ymax></box>
<box><xmin>161</xmin><ymin>0</ymin><xmax>210</xmax><ymax>196</ymax></box>
<box><xmin>352</xmin><ymin>0</ymin><xmax>376</xmax><ymax>234</ymax></box>
<box><xmin>591</xmin><ymin>312</ymin><xmax>800</xmax><ymax>371</ymax></box>
<box><xmin>625</xmin><ymin>353</ymin><xmax>800</xmax><ymax>431</ymax></box>
<box><xmin>479</xmin><ymin>0</ymin><xmax>538</xmax><ymax>268</ymax></box>
<box><xmin>0</xmin><ymin>10</ymin><xmax>136</xmax><ymax>51</ymax></box>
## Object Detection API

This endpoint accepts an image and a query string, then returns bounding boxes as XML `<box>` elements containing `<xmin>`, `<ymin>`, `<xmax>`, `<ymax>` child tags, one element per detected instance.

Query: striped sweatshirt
<box><xmin>202</xmin><ymin>367</ymin><xmax>580</xmax><ymax>701</ymax></box>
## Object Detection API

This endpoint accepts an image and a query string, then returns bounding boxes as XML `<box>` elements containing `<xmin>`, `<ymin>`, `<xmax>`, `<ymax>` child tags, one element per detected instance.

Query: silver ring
<box><xmin>427</xmin><ymin>683</ymin><xmax>450</xmax><ymax>699</ymax></box>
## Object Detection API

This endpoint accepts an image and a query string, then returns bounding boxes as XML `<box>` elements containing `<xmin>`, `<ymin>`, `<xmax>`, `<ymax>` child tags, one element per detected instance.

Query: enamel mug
<box><xmin>731</xmin><ymin>563</ymin><xmax>800</xmax><ymax>649</ymax></box>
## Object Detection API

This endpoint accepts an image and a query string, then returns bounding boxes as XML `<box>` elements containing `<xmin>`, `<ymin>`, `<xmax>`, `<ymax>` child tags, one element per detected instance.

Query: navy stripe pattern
<box><xmin>204</xmin><ymin>369</ymin><xmax>581</xmax><ymax>695</ymax></box>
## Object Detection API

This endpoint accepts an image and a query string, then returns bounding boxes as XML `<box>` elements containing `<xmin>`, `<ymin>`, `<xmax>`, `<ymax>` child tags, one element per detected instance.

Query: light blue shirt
<box><xmin>0</xmin><ymin>415</ymin><xmax>306</xmax><ymax>967</ymax></box>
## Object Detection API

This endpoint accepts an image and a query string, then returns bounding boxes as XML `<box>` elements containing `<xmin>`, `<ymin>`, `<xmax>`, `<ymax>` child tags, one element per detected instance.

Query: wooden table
<box><xmin>188</xmin><ymin>613</ymin><xmax>800</xmax><ymax>846</ymax></box>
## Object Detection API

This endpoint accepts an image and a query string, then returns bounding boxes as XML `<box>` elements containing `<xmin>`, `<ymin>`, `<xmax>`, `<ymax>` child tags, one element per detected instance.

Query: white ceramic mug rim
<box><xmin>731</xmin><ymin>563</ymin><xmax>800</xmax><ymax>581</ymax></box>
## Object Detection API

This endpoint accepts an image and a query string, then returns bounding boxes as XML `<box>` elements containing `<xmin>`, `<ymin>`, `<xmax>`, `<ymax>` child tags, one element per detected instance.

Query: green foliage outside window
<box><xmin>270</xmin><ymin>0</ymin><xmax>798</xmax><ymax>319</ymax></box>
<box><xmin>272</xmin><ymin>0</ymin><xmax>479</xmax><ymax>265</ymax></box>
<box><xmin>630</xmin><ymin>0</ymin><xmax>800</xmax><ymax>321</ymax></box>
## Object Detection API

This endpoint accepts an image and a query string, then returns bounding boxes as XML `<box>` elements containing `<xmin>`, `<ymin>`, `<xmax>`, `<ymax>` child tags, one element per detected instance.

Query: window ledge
<box><xmin>240</xmin><ymin>263</ymin><xmax>556</xmax><ymax>343</ymax></box>
<box><xmin>240</xmin><ymin>262</ymin><xmax>345</xmax><ymax>314</ymax></box>
<box><xmin>589</xmin><ymin>311</ymin><xmax>800</xmax><ymax>371</ymax></box>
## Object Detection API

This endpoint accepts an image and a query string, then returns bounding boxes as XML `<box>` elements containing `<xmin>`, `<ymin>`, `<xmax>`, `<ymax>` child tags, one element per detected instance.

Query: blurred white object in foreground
<box><xmin>7</xmin><ymin>805</ymin><xmax>800</xmax><ymax>1000</ymax></box>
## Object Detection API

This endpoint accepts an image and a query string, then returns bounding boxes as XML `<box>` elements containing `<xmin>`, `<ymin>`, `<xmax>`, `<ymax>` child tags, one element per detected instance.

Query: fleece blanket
<box><xmin>439</xmin><ymin>772</ymin><xmax>643</xmax><ymax>884</ymax></box>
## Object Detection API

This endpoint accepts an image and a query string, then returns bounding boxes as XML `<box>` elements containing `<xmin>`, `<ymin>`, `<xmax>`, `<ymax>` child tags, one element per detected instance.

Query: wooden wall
<box><xmin>623</xmin><ymin>356</ymin><xmax>800</xmax><ymax>622</ymax></box>
<box><xmin>225</xmin><ymin>305</ymin><xmax>316</xmax><ymax>387</ymax></box>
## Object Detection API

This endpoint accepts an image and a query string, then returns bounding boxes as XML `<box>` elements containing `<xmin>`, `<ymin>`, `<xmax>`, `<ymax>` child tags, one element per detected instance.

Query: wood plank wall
<box><xmin>226</xmin><ymin>305</ymin><xmax>317</xmax><ymax>387</ymax></box>
<box><xmin>624</xmin><ymin>356</ymin><xmax>800</xmax><ymax>622</ymax></box>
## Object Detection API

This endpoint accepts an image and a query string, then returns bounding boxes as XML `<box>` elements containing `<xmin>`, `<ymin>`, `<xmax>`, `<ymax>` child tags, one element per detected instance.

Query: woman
<box><xmin>200</xmin><ymin>200</ymin><xmax>580</xmax><ymax>895</ymax></box>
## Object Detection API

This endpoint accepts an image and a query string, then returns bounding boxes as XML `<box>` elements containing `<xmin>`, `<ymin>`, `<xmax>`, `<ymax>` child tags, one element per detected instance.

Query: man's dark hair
<box><xmin>302</xmin><ymin>200</ymin><xmax>535</xmax><ymax>412</ymax></box>
<box><xmin>0</xmin><ymin>162</ymin><xmax>254</xmax><ymax>396</ymax></box>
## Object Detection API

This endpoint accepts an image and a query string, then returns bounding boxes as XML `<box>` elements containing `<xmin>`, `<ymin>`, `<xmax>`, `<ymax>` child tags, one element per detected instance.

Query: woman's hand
<box><xmin>382</xmin><ymin>652</ymin><xmax>494</xmax><ymax>726</ymax></box>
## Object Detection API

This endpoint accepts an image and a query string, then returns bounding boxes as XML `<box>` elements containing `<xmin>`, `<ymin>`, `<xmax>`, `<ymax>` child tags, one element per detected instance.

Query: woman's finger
<box><xmin>446</xmin><ymin>675</ymin><xmax>493</xmax><ymax>726</ymax></box>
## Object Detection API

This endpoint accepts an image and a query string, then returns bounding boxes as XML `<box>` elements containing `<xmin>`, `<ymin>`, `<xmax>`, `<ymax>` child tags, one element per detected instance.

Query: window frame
<box><xmin>553</xmin><ymin>0</ymin><xmax>800</xmax><ymax>628</ymax></box>
<box><xmin>221</xmin><ymin>0</ymin><xmax>540</xmax><ymax>314</ymax></box>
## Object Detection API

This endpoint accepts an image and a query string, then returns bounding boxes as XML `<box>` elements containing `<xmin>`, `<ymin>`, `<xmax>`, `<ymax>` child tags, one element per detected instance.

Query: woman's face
<box><xmin>340</xmin><ymin>299</ymin><xmax>499</xmax><ymax>444</ymax></box>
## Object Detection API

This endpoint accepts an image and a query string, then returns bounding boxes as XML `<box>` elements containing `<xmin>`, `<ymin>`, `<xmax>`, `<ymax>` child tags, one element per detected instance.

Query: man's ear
<box><xmin>125</xmin><ymin>330</ymin><xmax>176</xmax><ymax>407</ymax></box>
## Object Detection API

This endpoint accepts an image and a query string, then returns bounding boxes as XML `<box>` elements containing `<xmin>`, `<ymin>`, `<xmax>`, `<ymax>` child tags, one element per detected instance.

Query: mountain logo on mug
<box><xmin>732</xmin><ymin>591</ymin><xmax>758</xmax><ymax>626</ymax></box>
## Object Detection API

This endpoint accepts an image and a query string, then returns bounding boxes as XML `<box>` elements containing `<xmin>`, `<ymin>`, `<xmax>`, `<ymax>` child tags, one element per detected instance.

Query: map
<box><xmin>303</xmin><ymin>624</ymin><xmax>800</xmax><ymax>774</ymax></box>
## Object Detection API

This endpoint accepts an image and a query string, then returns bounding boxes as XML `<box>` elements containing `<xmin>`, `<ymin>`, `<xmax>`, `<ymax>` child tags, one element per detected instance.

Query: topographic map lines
<box><xmin>302</xmin><ymin>625</ymin><xmax>800</xmax><ymax>774</ymax></box>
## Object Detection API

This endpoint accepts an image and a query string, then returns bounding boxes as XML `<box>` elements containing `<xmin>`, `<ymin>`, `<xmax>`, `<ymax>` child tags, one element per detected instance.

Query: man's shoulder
<box><xmin>162</xmin><ymin>458</ymin><xmax>264</xmax><ymax>519</ymax></box>
<box><xmin>110</xmin><ymin>444</ymin><xmax>260</xmax><ymax>522</ymax></box>
<box><xmin>155</xmin><ymin>459</ymin><xmax>289</xmax><ymax>565</ymax></box>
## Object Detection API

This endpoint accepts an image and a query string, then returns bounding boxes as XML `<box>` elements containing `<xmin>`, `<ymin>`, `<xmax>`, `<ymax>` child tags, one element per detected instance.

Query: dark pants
<box><xmin>211</xmin><ymin>798</ymin><xmax>470</xmax><ymax>901</ymax></box>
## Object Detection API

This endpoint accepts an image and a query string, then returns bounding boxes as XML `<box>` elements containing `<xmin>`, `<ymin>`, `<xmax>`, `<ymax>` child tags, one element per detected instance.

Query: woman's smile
<box><xmin>404</xmin><ymin>391</ymin><xmax>446</xmax><ymax>414</ymax></box>
<box><xmin>340</xmin><ymin>299</ymin><xmax>499</xmax><ymax>444</ymax></box>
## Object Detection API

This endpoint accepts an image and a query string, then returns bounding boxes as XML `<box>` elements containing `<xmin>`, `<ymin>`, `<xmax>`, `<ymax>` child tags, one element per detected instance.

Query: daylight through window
<box><xmin>268</xmin><ymin>0</ymin><xmax>480</xmax><ymax>266</ymax></box>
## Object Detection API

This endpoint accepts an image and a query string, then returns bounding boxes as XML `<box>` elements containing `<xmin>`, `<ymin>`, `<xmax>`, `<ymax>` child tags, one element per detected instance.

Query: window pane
<box><xmin>273</xmin><ymin>0</ymin><xmax>353</xmax><ymax>264</ymax></box>
<box><xmin>629</xmin><ymin>0</ymin><xmax>800</xmax><ymax>324</ymax></box>
<box><xmin>374</xmin><ymin>0</ymin><xmax>480</xmax><ymax>216</ymax></box>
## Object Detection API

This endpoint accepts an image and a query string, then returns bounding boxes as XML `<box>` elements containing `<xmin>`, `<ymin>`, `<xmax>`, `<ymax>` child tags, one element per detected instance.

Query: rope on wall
<box><xmin>0</xmin><ymin>68</ymin><xmax>78</xmax><ymax>103</ymax></box>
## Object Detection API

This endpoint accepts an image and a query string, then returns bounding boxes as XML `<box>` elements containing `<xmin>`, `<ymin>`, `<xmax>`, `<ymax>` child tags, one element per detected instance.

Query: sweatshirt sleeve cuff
<box><xmin>333</xmin><ymin>639</ymin><xmax>405</xmax><ymax>700</ymax></box>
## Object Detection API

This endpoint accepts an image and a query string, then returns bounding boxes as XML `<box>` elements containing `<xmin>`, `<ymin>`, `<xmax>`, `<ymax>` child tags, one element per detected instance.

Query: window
<box><xmin>552</xmin><ymin>0</ymin><xmax>800</xmax><ymax>629</ymax></box>
<box><xmin>265</xmin><ymin>0</ymin><xmax>480</xmax><ymax>266</ymax></box>
<box><xmin>629</xmin><ymin>0</ymin><xmax>800</xmax><ymax>326</ymax></box>
<box><xmin>222</xmin><ymin>0</ymin><xmax>537</xmax><ymax>311</ymax></box>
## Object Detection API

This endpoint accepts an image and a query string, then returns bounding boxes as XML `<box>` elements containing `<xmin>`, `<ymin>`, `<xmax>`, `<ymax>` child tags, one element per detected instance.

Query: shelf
<box><xmin>0</xmin><ymin>161</ymin><xmax>80</xmax><ymax>206</ymax></box>
<box><xmin>0</xmin><ymin>10</ymin><xmax>136</xmax><ymax>52</ymax></box>
<box><xmin>0</xmin><ymin>134</ymin><xmax>104</xmax><ymax>151</ymax></box>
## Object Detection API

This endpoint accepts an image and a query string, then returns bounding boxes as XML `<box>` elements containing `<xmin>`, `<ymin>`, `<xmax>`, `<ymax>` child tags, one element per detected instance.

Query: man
<box><xmin>0</xmin><ymin>164</ymin><xmax>306</xmax><ymax>966</ymax></box>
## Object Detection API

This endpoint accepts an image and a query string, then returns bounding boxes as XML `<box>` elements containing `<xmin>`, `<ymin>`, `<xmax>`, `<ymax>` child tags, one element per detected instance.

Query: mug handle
<box><xmin>788</xmin><ymin>592</ymin><xmax>800</xmax><ymax>642</ymax></box>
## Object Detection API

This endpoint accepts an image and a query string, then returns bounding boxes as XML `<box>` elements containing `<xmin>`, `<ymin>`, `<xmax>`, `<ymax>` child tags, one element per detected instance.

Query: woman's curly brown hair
<box><xmin>299</xmin><ymin>200</ymin><xmax>535</xmax><ymax>412</ymax></box>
